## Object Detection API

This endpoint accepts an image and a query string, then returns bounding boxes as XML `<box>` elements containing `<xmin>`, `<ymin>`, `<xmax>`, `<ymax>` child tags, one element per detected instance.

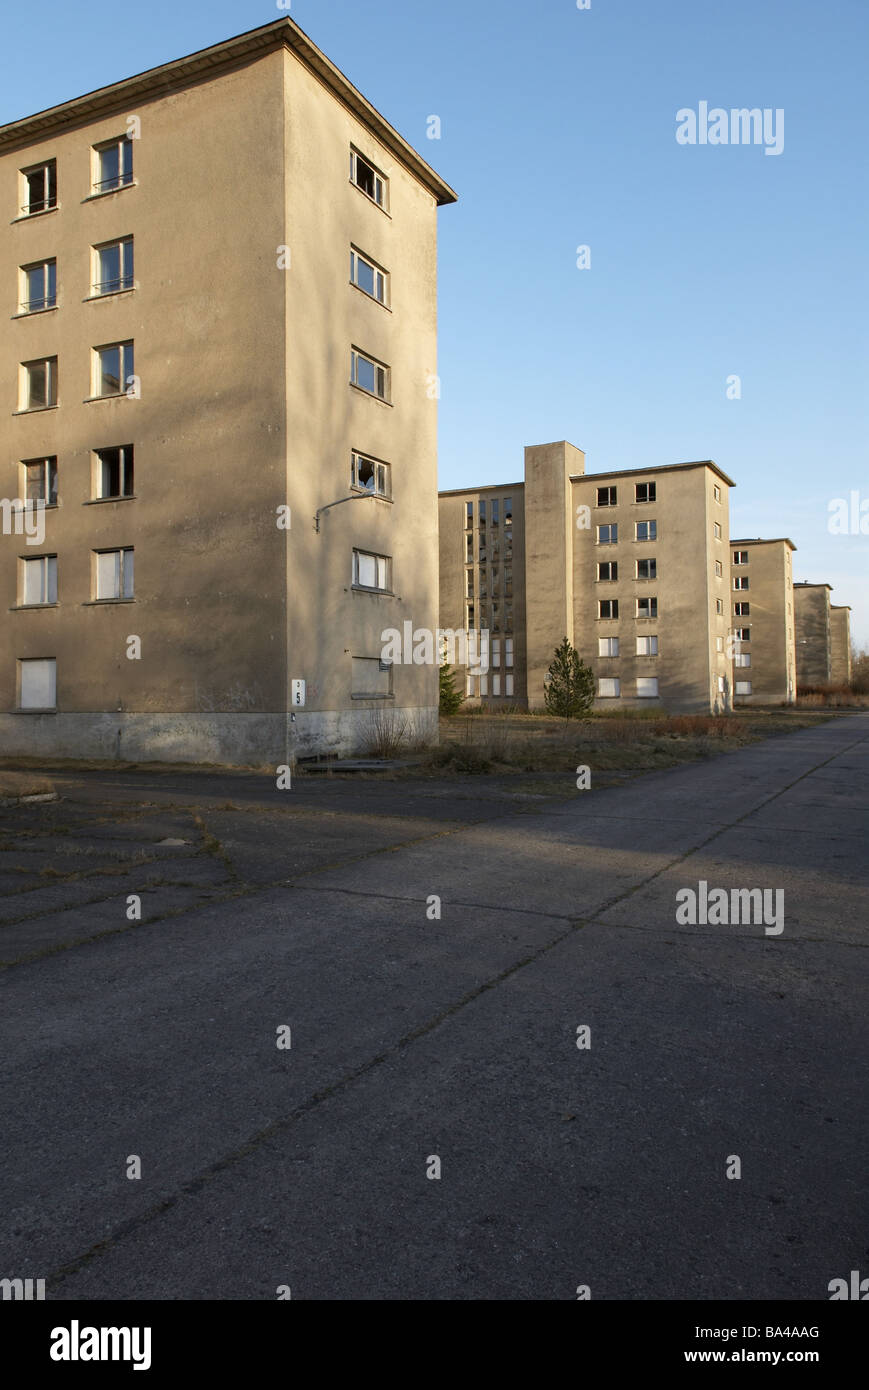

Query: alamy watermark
<box><xmin>676</xmin><ymin>881</ymin><xmax>784</xmax><ymax>936</ymax></box>
<box><xmin>676</xmin><ymin>103</ymin><xmax>784</xmax><ymax>157</ymax></box>
<box><xmin>381</xmin><ymin>624</ymin><xmax>491</xmax><ymax>676</ymax></box>
<box><xmin>0</xmin><ymin>498</ymin><xmax>45</xmax><ymax>546</ymax></box>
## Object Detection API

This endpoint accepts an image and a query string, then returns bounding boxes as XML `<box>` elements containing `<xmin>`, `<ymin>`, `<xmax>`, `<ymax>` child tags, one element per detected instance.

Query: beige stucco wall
<box><xmin>794</xmin><ymin>585</ymin><xmax>832</xmax><ymax>686</ymax></box>
<box><xmin>730</xmin><ymin>541</ymin><xmax>796</xmax><ymax>704</ymax></box>
<box><xmin>525</xmin><ymin>441</ymin><xmax>584</xmax><ymax>708</ymax></box>
<box><xmin>830</xmin><ymin>607</ymin><xmax>852</xmax><ymax>685</ymax></box>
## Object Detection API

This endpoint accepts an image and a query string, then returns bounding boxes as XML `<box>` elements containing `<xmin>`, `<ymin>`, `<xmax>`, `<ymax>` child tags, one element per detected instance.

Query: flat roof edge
<box><xmin>0</xmin><ymin>18</ymin><xmax>458</xmax><ymax>205</ymax></box>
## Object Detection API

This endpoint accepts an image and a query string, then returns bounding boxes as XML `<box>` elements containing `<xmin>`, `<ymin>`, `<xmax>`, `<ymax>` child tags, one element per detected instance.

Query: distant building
<box><xmin>794</xmin><ymin>583</ymin><xmax>836</xmax><ymax>686</ymax></box>
<box><xmin>439</xmin><ymin>442</ymin><xmax>736</xmax><ymax>713</ymax></box>
<box><xmin>830</xmin><ymin>606</ymin><xmax>853</xmax><ymax>685</ymax></box>
<box><xmin>728</xmin><ymin>539</ymin><xmax>797</xmax><ymax>705</ymax></box>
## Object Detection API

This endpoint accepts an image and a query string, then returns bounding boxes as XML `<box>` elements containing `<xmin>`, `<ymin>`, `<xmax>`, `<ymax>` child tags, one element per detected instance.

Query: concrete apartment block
<box><xmin>794</xmin><ymin>583</ymin><xmax>834</xmax><ymax>687</ymax></box>
<box><xmin>0</xmin><ymin>18</ymin><xmax>456</xmax><ymax>764</ymax></box>
<box><xmin>438</xmin><ymin>481</ymin><xmax>524</xmax><ymax>700</ymax></box>
<box><xmin>572</xmin><ymin>460</ymin><xmax>734</xmax><ymax>712</ymax></box>
<box><xmin>439</xmin><ymin>446</ymin><xmax>736</xmax><ymax>713</ymax></box>
<box><xmin>830</xmin><ymin>606</ymin><xmax>852</xmax><ymax>685</ymax></box>
<box><xmin>729</xmin><ymin>538</ymin><xmax>797</xmax><ymax>705</ymax></box>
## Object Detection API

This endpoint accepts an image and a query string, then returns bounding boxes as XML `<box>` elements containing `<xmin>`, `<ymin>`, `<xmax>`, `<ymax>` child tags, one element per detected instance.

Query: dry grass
<box><xmin>426</xmin><ymin>709</ymin><xmax>835</xmax><ymax>776</ymax></box>
<box><xmin>796</xmin><ymin>685</ymin><xmax>869</xmax><ymax>709</ymax></box>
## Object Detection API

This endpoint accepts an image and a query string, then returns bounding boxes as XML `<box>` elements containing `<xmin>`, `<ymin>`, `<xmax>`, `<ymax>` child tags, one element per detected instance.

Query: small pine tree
<box><xmin>544</xmin><ymin>637</ymin><xmax>595</xmax><ymax>718</ymax></box>
<box><xmin>439</xmin><ymin>660</ymin><xmax>465</xmax><ymax>715</ymax></box>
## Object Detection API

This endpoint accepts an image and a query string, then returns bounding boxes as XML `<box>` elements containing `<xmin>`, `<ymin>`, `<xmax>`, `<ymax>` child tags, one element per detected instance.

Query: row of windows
<box><xmin>465</xmin><ymin>602</ymin><xmax>514</xmax><ymax>634</ymax></box>
<box><xmin>465</xmin><ymin>498</ymin><xmax>514</xmax><ymax>528</ymax></box>
<box><xmin>15</xmin><ymin>545</ymin><xmax>399</xmax><ymax>605</ymax></box>
<box><xmin>599</xmin><ymin>637</ymin><xmax>659</xmax><ymax>656</ymax></box>
<box><xmin>15</xmin><ymin>549</ymin><xmax>134</xmax><ymax>606</ymax></box>
<box><xmin>596</xmin><ymin>483</ymin><xmax>657</xmax><ymax>506</ymax></box>
<box><xmin>17</xmin><ymin>141</ymin><xmax>133</xmax><ymax>218</ymax></box>
<box><xmin>599</xmin><ymin>598</ymin><xmax>659</xmax><ymax>619</ymax></box>
<box><xmin>597</xmin><ymin>560</ymin><xmax>657</xmax><ymax>581</ymax></box>
<box><xmin>466</xmin><ymin>673</ymin><xmax>516</xmax><ymax>698</ymax></box>
<box><xmin>597</xmin><ymin>522</ymin><xmax>657</xmax><ymax>543</ymax></box>
<box><xmin>599</xmin><ymin>678</ymin><xmax>660</xmax><ymax>698</ymax></box>
<box><xmin>466</xmin><ymin>531</ymin><xmax>513</xmax><ymax>563</ymax></box>
<box><xmin>13</xmin><ymin>450</ymin><xmax>133</xmax><ymax>504</ymax></box>
<box><xmin>17</xmin><ymin>343</ymin><xmax>135</xmax><ymax>410</ymax></box>
<box><xmin>466</xmin><ymin>566</ymin><xmax>514</xmax><ymax>597</ymax></box>
<box><xmin>17</xmin><ymin>239</ymin><xmax>134</xmax><ymax>315</ymax></box>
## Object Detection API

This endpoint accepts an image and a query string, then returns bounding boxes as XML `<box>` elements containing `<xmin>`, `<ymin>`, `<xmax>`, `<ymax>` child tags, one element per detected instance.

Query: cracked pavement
<box><xmin>1</xmin><ymin>714</ymin><xmax>867</xmax><ymax>1299</ymax></box>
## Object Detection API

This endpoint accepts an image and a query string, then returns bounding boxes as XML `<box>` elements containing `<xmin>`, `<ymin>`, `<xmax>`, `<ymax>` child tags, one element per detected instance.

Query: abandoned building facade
<box><xmin>0</xmin><ymin>18</ymin><xmax>455</xmax><ymax>764</ymax></box>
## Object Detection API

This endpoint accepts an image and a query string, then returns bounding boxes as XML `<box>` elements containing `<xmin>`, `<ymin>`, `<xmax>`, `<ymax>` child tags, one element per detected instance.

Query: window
<box><xmin>95</xmin><ymin>548</ymin><xmax>134</xmax><ymax>600</ymax></box>
<box><xmin>353</xmin><ymin>549</ymin><xmax>391</xmax><ymax>591</ymax></box>
<box><xmin>597</xmin><ymin>486</ymin><xmax>617</xmax><ymax>506</ymax></box>
<box><xmin>94</xmin><ymin>341</ymin><xmax>134</xmax><ymax>397</ymax></box>
<box><xmin>715</xmin><ymin>560</ymin><xmax>723</xmax><ymax>578</ymax></box>
<box><xmin>19</xmin><ymin>657</ymin><xmax>56</xmax><ymax>709</ymax></box>
<box><xmin>635</xmin><ymin>482</ymin><xmax>656</xmax><ymax>504</ymax></box>
<box><xmin>489</xmin><ymin>673</ymin><xmax>500</xmax><ymax>696</ymax></box>
<box><xmin>20</xmin><ymin>260</ymin><xmax>56</xmax><ymax>312</ymax></box>
<box><xmin>465</xmin><ymin>569</ymin><xmax>474</xmax><ymax>598</ymax></box>
<box><xmin>713</xmin><ymin>522</ymin><xmax>722</xmax><ymax>540</ymax></box>
<box><xmin>504</xmin><ymin>497</ymin><xmax>513</xmax><ymax>527</ymax></box>
<box><xmin>465</xmin><ymin>534</ymin><xmax>473</xmax><ymax>563</ymax></box>
<box><xmin>597</xmin><ymin>524</ymin><xmax>618</xmax><ymax>544</ymax></box>
<box><xmin>478</xmin><ymin>569</ymin><xmax>488</xmax><ymax>598</ymax></box>
<box><xmin>716</xmin><ymin>637</ymin><xmax>724</xmax><ymax>652</ymax></box>
<box><xmin>598</xmin><ymin>561</ymin><xmax>618</xmax><ymax>581</ymax></box>
<box><xmin>351</xmin><ymin>451</ymin><xmax>390</xmax><ymax>498</ymax></box>
<box><xmin>466</xmin><ymin>675</ymin><xmax>475</xmax><ymax>698</ymax></box>
<box><xmin>636</xmin><ymin>678</ymin><xmax>659</xmax><ymax>698</ymax></box>
<box><xmin>480</xmin><ymin>675</ymin><xmax>488</xmax><ymax>697</ymax></box>
<box><xmin>352</xmin><ymin>656</ymin><xmax>392</xmax><ymax>698</ymax></box>
<box><xmin>490</xmin><ymin>564</ymin><xmax>500</xmax><ymax>593</ymax></box>
<box><xmin>599</xmin><ymin>637</ymin><xmax>619</xmax><ymax>657</ymax></box>
<box><xmin>716</xmin><ymin>598</ymin><xmax>724</xmax><ymax>614</ymax></box>
<box><xmin>350</xmin><ymin>246</ymin><xmax>388</xmax><ymax>304</ymax></box>
<box><xmin>491</xmin><ymin>601</ymin><xmax>501</xmax><ymax>633</ymax></box>
<box><xmin>21</xmin><ymin>358</ymin><xmax>57</xmax><ymax>409</ymax></box>
<box><xmin>94</xmin><ymin>137</ymin><xmax>133</xmax><ymax>193</ymax></box>
<box><xmin>350</xmin><ymin>348</ymin><xmax>389</xmax><ymax>400</ymax></box>
<box><xmin>599</xmin><ymin>599</ymin><xmax>619</xmax><ymax>619</ymax></box>
<box><xmin>491</xmin><ymin>499</ymin><xmax>500</xmax><ymax>526</ymax></box>
<box><xmin>733</xmin><ymin>576</ymin><xmax>750</xmax><ymax>591</ymax></box>
<box><xmin>21</xmin><ymin>555</ymin><xmax>57</xmax><ymax>605</ymax></box>
<box><xmin>465</xmin><ymin>502</ymin><xmax>473</xmax><ymax>530</ymax></box>
<box><xmin>491</xmin><ymin>639</ymin><xmax>501</xmax><ymax>666</ymax></box>
<box><xmin>636</xmin><ymin>636</ymin><xmax>658</xmax><ymax>656</ymax></box>
<box><xmin>466</xmin><ymin>602</ymin><xmax>475</xmax><ymax>628</ymax></box>
<box><xmin>734</xmin><ymin>628</ymin><xmax>751</xmax><ymax>642</ymax></box>
<box><xmin>504</xmin><ymin>566</ymin><xmax>513</xmax><ymax>597</ymax></box>
<box><xmin>95</xmin><ymin>446</ymin><xmax>134</xmax><ymax>499</ymax></box>
<box><xmin>714</xmin><ymin>484</ymin><xmax>722</xmax><ymax>503</ymax></box>
<box><xmin>733</xmin><ymin>550</ymin><xmax>749</xmax><ymax>565</ymax></box>
<box><xmin>21</xmin><ymin>161</ymin><xmax>56</xmax><ymax>215</ymax></box>
<box><xmin>22</xmin><ymin>457</ymin><xmax>57</xmax><ymax>506</ymax></box>
<box><xmin>635</xmin><ymin>520</ymin><xmax>657</xmax><ymax>541</ymax></box>
<box><xmin>734</xmin><ymin>654</ymin><xmax>751</xmax><ymax>668</ymax></box>
<box><xmin>93</xmin><ymin>238</ymin><xmax>134</xmax><ymax>295</ymax></box>
<box><xmin>636</xmin><ymin>559</ymin><xmax>656</xmax><ymax>580</ymax></box>
<box><xmin>718</xmin><ymin>675</ymin><xmax>726</xmax><ymax>693</ymax></box>
<box><xmin>479</xmin><ymin>499</ymin><xmax>487</xmax><ymax>527</ymax></box>
<box><xmin>735</xmin><ymin>681</ymin><xmax>752</xmax><ymax>695</ymax></box>
<box><xmin>598</xmin><ymin>677</ymin><xmax>620</xmax><ymax>698</ymax></box>
<box><xmin>505</xmin><ymin>602</ymin><xmax>513</xmax><ymax>632</ymax></box>
<box><xmin>505</xmin><ymin>674</ymin><xmax>514</xmax><ymax>697</ymax></box>
<box><xmin>636</xmin><ymin>597</ymin><xmax>658</xmax><ymax>619</ymax></box>
<box><xmin>734</xmin><ymin>602</ymin><xmax>750</xmax><ymax>617</ymax></box>
<box><xmin>350</xmin><ymin>149</ymin><xmax>387</xmax><ymax>207</ymax></box>
<box><xmin>505</xmin><ymin>639</ymin><xmax>514</xmax><ymax>669</ymax></box>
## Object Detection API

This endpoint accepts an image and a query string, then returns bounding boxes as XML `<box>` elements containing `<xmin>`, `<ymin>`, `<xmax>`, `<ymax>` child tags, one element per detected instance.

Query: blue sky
<box><xmin>3</xmin><ymin>0</ymin><xmax>866</xmax><ymax>644</ymax></box>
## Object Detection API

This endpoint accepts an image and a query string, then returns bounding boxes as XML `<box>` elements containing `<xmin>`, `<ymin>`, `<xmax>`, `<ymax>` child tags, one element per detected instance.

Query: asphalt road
<box><xmin>1</xmin><ymin>714</ymin><xmax>867</xmax><ymax>1300</ymax></box>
